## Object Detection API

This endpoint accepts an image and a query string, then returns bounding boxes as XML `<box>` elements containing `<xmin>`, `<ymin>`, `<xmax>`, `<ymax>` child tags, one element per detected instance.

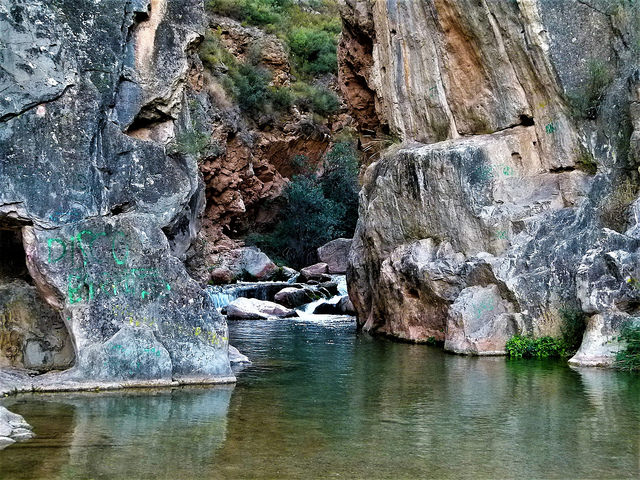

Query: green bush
<box><xmin>292</xmin><ymin>82</ymin><xmax>340</xmax><ymax>117</ymax></box>
<box><xmin>199</xmin><ymin>29</ymin><xmax>237</xmax><ymax>71</ymax></box>
<box><xmin>321</xmin><ymin>142</ymin><xmax>360</xmax><ymax>236</ymax></box>
<box><xmin>206</xmin><ymin>0</ymin><xmax>286</xmax><ymax>28</ymax></box>
<box><xmin>247</xmin><ymin>142</ymin><xmax>360</xmax><ymax>267</ymax></box>
<box><xmin>505</xmin><ymin>335</ymin><xmax>568</xmax><ymax>358</ymax></box>
<box><xmin>205</xmin><ymin>0</ymin><xmax>340</xmax><ymax>79</ymax></box>
<box><xmin>288</xmin><ymin>27</ymin><xmax>337</xmax><ymax>75</ymax></box>
<box><xmin>228</xmin><ymin>64</ymin><xmax>272</xmax><ymax>115</ymax></box>
<box><xmin>614</xmin><ymin>322</ymin><xmax>640</xmax><ymax>372</ymax></box>
<box><xmin>247</xmin><ymin>175</ymin><xmax>345</xmax><ymax>268</ymax></box>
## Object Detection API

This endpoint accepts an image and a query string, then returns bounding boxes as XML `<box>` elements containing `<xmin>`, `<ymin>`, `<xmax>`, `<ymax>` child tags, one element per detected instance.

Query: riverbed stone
<box><xmin>228</xmin><ymin>345</ymin><xmax>251</xmax><ymax>364</ymax></box>
<box><xmin>274</xmin><ymin>287</ymin><xmax>316</xmax><ymax>308</ymax></box>
<box><xmin>226</xmin><ymin>297</ymin><xmax>297</xmax><ymax>320</ymax></box>
<box><xmin>299</xmin><ymin>263</ymin><xmax>330</xmax><ymax>282</ymax></box>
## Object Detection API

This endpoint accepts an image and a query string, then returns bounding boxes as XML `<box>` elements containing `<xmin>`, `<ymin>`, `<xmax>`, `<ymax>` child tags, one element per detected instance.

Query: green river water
<box><xmin>0</xmin><ymin>316</ymin><xmax>639</xmax><ymax>479</ymax></box>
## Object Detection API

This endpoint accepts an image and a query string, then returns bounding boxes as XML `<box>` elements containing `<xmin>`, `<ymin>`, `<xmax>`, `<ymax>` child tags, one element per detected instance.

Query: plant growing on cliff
<box><xmin>614</xmin><ymin>322</ymin><xmax>640</xmax><ymax>372</ymax></box>
<box><xmin>320</xmin><ymin>141</ymin><xmax>360</xmax><ymax>235</ymax></box>
<box><xmin>248</xmin><ymin>175</ymin><xmax>345</xmax><ymax>267</ymax></box>
<box><xmin>568</xmin><ymin>59</ymin><xmax>613</xmax><ymax>120</ymax></box>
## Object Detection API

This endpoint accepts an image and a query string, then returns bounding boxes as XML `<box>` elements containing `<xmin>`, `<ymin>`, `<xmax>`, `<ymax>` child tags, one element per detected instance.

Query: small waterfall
<box><xmin>332</xmin><ymin>275</ymin><xmax>347</xmax><ymax>296</ymax></box>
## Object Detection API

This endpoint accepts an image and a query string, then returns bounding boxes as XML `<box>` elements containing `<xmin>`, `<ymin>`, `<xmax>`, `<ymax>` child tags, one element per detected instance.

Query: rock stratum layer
<box><xmin>342</xmin><ymin>0</ymin><xmax>640</xmax><ymax>366</ymax></box>
<box><xmin>0</xmin><ymin>0</ymin><xmax>234</xmax><ymax>389</ymax></box>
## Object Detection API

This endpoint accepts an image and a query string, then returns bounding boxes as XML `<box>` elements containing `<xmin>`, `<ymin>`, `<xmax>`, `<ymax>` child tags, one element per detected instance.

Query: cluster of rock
<box><xmin>340</xmin><ymin>0</ymin><xmax>640</xmax><ymax>366</ymax></box>
<box><xmin>219</xmin><ymin>238</ymin><xmax>356</xmax><ymax>320</ymax></box>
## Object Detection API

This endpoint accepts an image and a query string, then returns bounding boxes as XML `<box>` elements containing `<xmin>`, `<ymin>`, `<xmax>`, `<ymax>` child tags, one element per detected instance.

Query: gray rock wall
<box><xmin>343</xmin><ymin>0</ymin><xmax>640</xmax><ymax>366</ymax></box>
<box><xmin>0</xmin><ymin>0</ymin><xmax>234</xmax><ymax>386</ymax></box>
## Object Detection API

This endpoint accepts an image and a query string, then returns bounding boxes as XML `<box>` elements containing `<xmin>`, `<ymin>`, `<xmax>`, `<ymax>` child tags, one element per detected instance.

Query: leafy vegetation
<box><xmin>247</xmin><ymin>142</ymin><xmax>359</xmax><ymax>268</ymax></box>
<box><xmin>205</xmin><ymin>0</ymin><xmax>340</xmax><ymax>80</ymax></box>
<box><xmin>198</xmin><ymin>30</ymin><xmax>340</xmax><ymax>120</ymax></box>
<box><xmin>614</xmin><ymin>322</ymin><xmax>640</xmax><ymax>372</ymax></box>
<box><xmin>505</xmin><ymin>335</ymin><xmax>568</xmax><ymax>358</ymax></box>
<box><xmin>568</xmin><ymin>59</ymin><xmax>613</xmax><ymax>120</ymax></box>
<box><xmin>506</xmin><ymin>307</ymin><xmax>585</xmax><ymax>359</ymax></box>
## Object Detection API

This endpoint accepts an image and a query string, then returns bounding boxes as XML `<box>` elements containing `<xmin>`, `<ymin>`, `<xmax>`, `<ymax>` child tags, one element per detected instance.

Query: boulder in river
<box><xmin>274</xmin><ymin>287</ymin><xmax>317</xmax><ymax>308</ymax></box>
<box><xmin>0</xmin><ymin>406</ymin><xmax>34</xmax><ymax>450</ymax></box>
<box><xmin>317</xmin><ymin>238</ymin><xmax>352</xmax><ymax>274</ymax></box>
<box><xmin>228</xmin><ymin>345</ymin><xmax>251</xmax><ymax>364</ymax></box>
<box><xmin>299</xmin><ymin>263</ymin><xmax>330</xmax><ymax>282</ymax></box>
<box><xmin>226</xmin><ymin>298</ymin><xmax>297</xmax><ymax>320</ymax></box>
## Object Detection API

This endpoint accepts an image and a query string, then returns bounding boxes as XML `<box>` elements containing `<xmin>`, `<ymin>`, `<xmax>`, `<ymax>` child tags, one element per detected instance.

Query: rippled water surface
<box><xmin>1</xmin><ymin>316</ymin><xmax>639</xmax><ymax>479</ymax></box>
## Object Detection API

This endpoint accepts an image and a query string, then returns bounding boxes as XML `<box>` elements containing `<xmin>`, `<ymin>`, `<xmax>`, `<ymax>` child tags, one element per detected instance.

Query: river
<box><xmin>1</xmin><ymin>315</ymin><xmax>639</xmax><ymax>479</ymax></box>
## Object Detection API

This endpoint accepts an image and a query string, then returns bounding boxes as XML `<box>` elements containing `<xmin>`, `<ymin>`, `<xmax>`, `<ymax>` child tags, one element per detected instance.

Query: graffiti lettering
<box><xmin>46</xmin><ymin>230</ymin><xmax>125</xmax><ymax>267</ymax></box>
<box><xmin>67</xmin><ymin>267</ymin><xmax>171</xmax><ymax>304</ymax></box>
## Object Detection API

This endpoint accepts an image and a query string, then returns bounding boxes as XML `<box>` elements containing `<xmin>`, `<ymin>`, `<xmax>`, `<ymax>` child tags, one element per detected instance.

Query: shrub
<box><xmin>199</xmin><ymin>30</ymin><xmax>236</xmax><ymax>72</ymax></box>
<box><xmin>287</xmin><ymin>27</ymin><xmax>337</xmax><ymax>75</ymax></box>
<box><xmin>247</xmin><ymin>142</ymin><xmax>360</xmax><ymax>267</ymax></box>
<box><xmin>292</xmin><ymin>82</ymin><xmax>340</xmax><ymax>117</ymax></box>
<box><xmin>321</xmin><ymin>142</ymin><xmax>360</xmax><ymax>236</ymax></box>
<box><xmin>171</xmin><ymin>129</ymin><xmax>211</xmax><ymax>158</ymax></box>
<box><xmin>228</xmin><ymin>64</ymin><xmax>272</xmax><ymax>115</ymax></box>
<box><xmin>247</xmin><ymin>175</ymin><xmax>345</xmax><ymax>268</ymax></box>
<box><xmin>206</xmin><ymin>0</ymin><xmax>286</xmax><ymax>28</ymax></box>
<box><xmin>614</xmin><ymin>322</ymin><xmax>640</xmax><ymax>372</ymax></box>
<box><xmin>505</xmin><ymin>335</ymin><xmax>568</xmax><ymax>358</ymax></box>
<box><xmin>568</xmin><ymin>59</ymin><xmax>613</xmax><ymax>120</ymax></box>
<box><xmin>270</xmin><ymin>86</ymin><xmax>296</xmax><ymax>111</ymax></box>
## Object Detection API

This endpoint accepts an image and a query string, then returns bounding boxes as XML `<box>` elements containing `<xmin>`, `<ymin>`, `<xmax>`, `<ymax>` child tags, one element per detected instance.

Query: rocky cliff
<box><xmin>342</xmin><ymin>0</ymin><xmax>640</xmax><ymax>366</ymax></box>
<box><xmin>0</xmin><ymin>0</ymin><xmax>234</xmax><ymax>391</ymax></box>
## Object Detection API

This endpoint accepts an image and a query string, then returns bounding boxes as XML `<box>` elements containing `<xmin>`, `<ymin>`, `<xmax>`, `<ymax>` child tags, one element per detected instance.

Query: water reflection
<box><xmin>0</xmin><ymin>386</ymin><xmax>233</xmax><ymax>479</ymax></box>
<box><xmin>1</xmin><ymin>317</ymin><xmax>639</xmax><ymax>479</ymax></box>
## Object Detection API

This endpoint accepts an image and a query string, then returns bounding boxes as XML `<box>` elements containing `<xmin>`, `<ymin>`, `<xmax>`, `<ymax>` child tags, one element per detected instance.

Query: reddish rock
<box><xmin>300</xmin><ymin>263</ymin><xmax>330</xmax><ymax>282</ymax></box>
<box><xmin>317</xmin><ymin>238</ymin><xmax>352</xmax><ymax>274</ymax></box>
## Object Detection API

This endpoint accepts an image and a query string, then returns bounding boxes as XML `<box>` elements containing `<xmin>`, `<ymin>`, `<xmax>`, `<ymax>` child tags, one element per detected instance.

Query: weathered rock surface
<box><xmin>343</xmin><ymin>0</ymin><xmax>640</xmax><ymax>363</ymax></box>
<box><xmin>445</xmin><ymin>285</ymin><xmax>525</xmax><ymax>355</ymax></box>
<box><xmin>226</xmin><ymin>297</ymin><xmax>296</xmax><ymax>320</ymax></box>
<box><xmin>0</xmin><ymin>405</ymin><xmax>33</xmax><ymax>450</ymax></box>
<box><xmin>1</xmin><ymin>280</ymin><xmax>74</xmax><ymax>371</ymax></box>
<box><xmin>317</xmin><ymin>238</ymin><xmax>352</xmax><ymax>274</ymax></box>
<box><xmin>0</xmin><ymin>0</ymin><xmax>235</xmax><ymax>391</ymax></box>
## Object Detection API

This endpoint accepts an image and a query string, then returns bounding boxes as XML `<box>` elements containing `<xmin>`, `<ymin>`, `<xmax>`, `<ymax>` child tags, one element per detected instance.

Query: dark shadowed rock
<box><xmin>274</xmin><ymin>287</ymin><xmax>316</xmax><ymax>308</ymax></box>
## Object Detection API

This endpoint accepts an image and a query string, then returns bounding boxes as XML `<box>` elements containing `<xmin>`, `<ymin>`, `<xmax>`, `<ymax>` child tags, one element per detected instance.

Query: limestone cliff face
<box><xmin>342</xmin><ymin>0</ymin><xmax>640</xmax><ymax>365</ymax></box>
<box><xmin>0</xmin><ymin>0</ymin><xmax>234</xmax><ymax>389</ymax></box>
